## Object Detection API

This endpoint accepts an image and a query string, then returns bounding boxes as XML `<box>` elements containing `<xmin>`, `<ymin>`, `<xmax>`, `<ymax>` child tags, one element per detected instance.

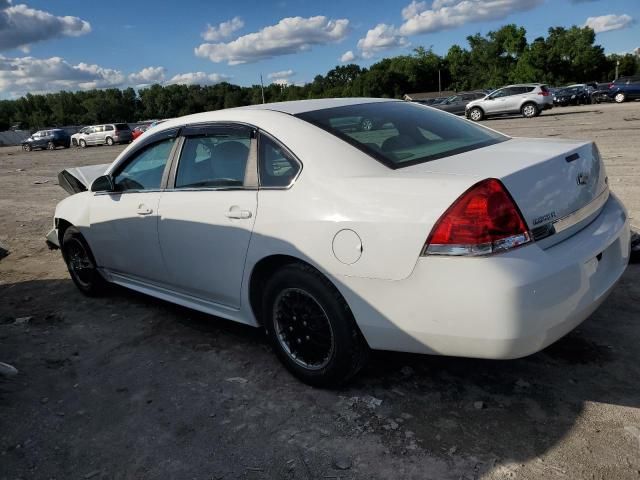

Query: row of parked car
<box><xmin>20</xmin><ymin>121</ymin><xmax>164</xmax><ymax>152</ymax></box>
<box><xmin>411</xmin><ymin>75</ymin><xmax>640</xmax><ymax>121</ymax></box>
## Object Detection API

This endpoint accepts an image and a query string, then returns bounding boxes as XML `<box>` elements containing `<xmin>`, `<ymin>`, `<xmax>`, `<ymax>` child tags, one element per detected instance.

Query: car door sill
<box><xmin>101</xmin><ymin>269</ymin><xmax>250</xmax><ymax>325</ymax></box>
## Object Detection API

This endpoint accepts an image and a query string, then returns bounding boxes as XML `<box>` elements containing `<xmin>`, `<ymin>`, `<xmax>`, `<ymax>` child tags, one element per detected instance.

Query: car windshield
<box><xmin>296</xmin><ymin>101</ymin><xmax>508</xmax><ymax>169</ymax></box>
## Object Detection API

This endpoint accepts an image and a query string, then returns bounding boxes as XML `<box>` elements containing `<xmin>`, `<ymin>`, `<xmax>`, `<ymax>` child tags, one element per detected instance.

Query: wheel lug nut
<box><xmin>305</xmin><ymin>335</ymin><xmax>310</xmax><ymax>340</ymax></box>
<box><xmin>303</xmin><ymin>321</ymin><xmax>307</xmax><ymax>326</ymax></box>
<box><xmin>297</xmin><ymin>338</ymin><xmax>301</xmax><ymax>344</ymax></box>
<box><xmin>289</xmin><ymin>327</ymin><xmax>293</xmax><ymax>331</ymax></box>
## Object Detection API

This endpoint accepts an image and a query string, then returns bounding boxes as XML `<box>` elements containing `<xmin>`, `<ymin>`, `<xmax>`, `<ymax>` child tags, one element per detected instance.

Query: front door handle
<box><xmin>225</xmin><ymin>206</ymin><xmax>252</xmax><ymax>219</ymax></box>
<box><xmin>137</xmin><ymin>204</ymin><xmax>153</xmax><ymax>215</ymax></box>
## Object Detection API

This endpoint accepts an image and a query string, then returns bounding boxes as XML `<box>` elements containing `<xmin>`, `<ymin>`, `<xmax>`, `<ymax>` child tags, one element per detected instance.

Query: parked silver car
<box><xmin>465</xmin><ymin>84</ymin><xmax>553</xmax><ymax>121</ymax></box>
<box><xmin>72</xmin><ymin>123</ymin><xmax>133</xmax><ymax>147</ymax></box>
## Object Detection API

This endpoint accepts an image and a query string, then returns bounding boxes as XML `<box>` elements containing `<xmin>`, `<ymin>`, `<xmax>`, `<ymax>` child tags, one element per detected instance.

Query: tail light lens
<box><xmin>538</xmin><ymin>91</ymin><xmax>550</xmax><ymax>96</ymax></box>
<box><xmin>423</xmin><ymin>178</ymin><xmax>531</xmax><ymax>256</ymax></box>
<box><xmin>608</xmin><ymin>83</ymin><xmax>614</xmax><ymax>89</ymax></box>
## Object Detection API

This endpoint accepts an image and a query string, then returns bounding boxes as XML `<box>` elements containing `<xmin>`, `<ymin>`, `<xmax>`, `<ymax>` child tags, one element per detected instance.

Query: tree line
<box><xmin>1</xmin><ymin>24</ymin><xmax>638</xmax><ymax>131</ymax></box>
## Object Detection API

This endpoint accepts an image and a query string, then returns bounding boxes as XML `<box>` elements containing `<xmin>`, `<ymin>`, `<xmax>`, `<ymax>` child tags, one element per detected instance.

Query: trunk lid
<box><xmin>397</xmin><ymin>137</ymin><xmax>608</xmax><ymax>245</ymax></box>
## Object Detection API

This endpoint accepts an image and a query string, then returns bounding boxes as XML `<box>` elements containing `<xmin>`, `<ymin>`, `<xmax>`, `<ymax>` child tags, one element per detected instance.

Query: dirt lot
<box><xmin>1</xmin><ymin>102</ymin><xmax>639</xmax><ymax>480</ymax></box>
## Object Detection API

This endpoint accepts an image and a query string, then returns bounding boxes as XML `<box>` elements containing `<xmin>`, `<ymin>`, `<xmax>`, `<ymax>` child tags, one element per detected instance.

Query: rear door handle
<box><xmin>225</xmin><ymin>206</ymin><xmax>252</xmax><ymax>219</ymax></box>
<box><xmin>137</xmin><ymin>204</ymin><xmax>153</xmax><ymax>215</ymax></box>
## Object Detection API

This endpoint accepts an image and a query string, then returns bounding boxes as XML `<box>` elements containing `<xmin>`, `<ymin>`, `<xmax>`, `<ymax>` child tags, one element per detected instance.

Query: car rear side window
<box><xmin>296</xmin><ymin>101</ymin><xmax>507</xmax><ymax>169</ymax></box>
<box><xmin>113</xmin><ymin>138</ymin><xmax>176</xmax><ymax>191</ymax></box>
<box><xmin>104</xmin><ymin>125</ymin><xmax>114</xmax><ymax>131</ymax></box>
<box><xmin>175</xmin><ymin>131</ymin><xmax>251</xmax><ymax>189</ymax></box>
<box><xmin>259</xmin><ymin>134</ymin><xmax>300</xmax><ymax>187</ymax></box>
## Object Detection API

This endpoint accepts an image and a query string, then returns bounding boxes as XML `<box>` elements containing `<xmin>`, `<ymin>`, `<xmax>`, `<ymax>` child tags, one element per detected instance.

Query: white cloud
<box><xmin>267</xmin><ymin>69</ymin><xmax>294</xmax><ymax>79</ymax></box>
<box><xmin>340</xmin><ymin>50</ymin><xmax>357</xmax><ymax>62</ymax></box>
<box><xmin>0</xmin><ymin>55</ymin><xmax>125</xmax><ymax>96</ymax></box>
<box><xmin>399</xmin><ymin>0</ymin><xmax>543</xmax><ymax>36</ymax></box>
<box><xmin>0</xmin><ymin>2</ymin><xmax>91</xmax><ymax>51</ymax></box>
<box><xmin>128</xmin><ymin>66</ymin><xmax>165</xmax><ymax>86</ymax></box>
<box><xmin>202</xmin><ymin>16</ymin><xmax>244</xmax><ymax>41</ymax></box>
<box><xmin>584</xmin><ymin>14</ymin><xmax>633</xmax><ymax>34</ymax></box>
<box><xmin>272</xmin><ymin>78</ymin><xmax>290</xmax><ymax>86</ymax></box>
<box><xmin>357</xmin><ymin>24</ymin><xmax>409</xmax><ymax>58</ymax></box>
<box><xmin>195</xmin><ymin>15</ymin><xmax>350</xmax><ymax>65</ymax></box>
<box><xmin>166</xmin><ymin>71</ymin><xmax>231</xmax><ymax>86</ymax></box>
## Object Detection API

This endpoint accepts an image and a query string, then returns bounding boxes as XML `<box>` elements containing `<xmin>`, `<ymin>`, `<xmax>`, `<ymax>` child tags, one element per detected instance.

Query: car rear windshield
<box><xmin>295</xmin><ymin>101</ymin><xmax>508</xmax><ymax>169</ymax></box>
<box><xmin>115</xmin><ymin>123</ymin><xmax>130</xmax><ymax>130</ymax></box>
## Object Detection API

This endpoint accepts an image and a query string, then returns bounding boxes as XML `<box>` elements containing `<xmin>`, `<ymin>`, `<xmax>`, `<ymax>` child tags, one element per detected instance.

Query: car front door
<box><xmin>86</xmin><ymin>131</ymin><xmax>179</xmax><ymax>284</ymax></box>
<box><xmin>156</xmin><ymin>124</ymin><xmax>257</xmax><ymax>308</ymax></box>
<box><xmin>484</xmin><ymin>89</ymin><xmax>510</xmax><ymax>113</ymax></box>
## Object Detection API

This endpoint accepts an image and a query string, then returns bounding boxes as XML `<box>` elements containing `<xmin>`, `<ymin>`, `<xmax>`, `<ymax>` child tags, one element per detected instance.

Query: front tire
<box><xmin>47</xmin><ymin>141</ymin><xmax>55</xmax><ymax>150</ymax></box>
<box><xmin>614</xmin><ymin>92</ymin><xmax>626</xmax><ymax>103</ymax></box>
<box><xmin>262</xmin><ymin>263</ymin><xmax>368</xmax><ymax>387</ymax></box>
<box><xmin>521</xmin><ymin>103</ymin><xmax>538</xmax><ymax>118</ymax></box>
<box><xmin>79</xmin><ymin>139</ymin><xmax>87</xmax><ymax>148</ymax></box>
<box><xmin>468</xmin><ymin>107</ymin><xmax>483</xmax><ymax>121</ymax></box>
<box><xmin>61</xmin><ymin>227</ymin><xmax>106</xmax><ymax>296</ymax></box>
<box><xmin>22</xmin><ymin>144</ymin><xmax>32</xmax><ymax>152</ymax></box>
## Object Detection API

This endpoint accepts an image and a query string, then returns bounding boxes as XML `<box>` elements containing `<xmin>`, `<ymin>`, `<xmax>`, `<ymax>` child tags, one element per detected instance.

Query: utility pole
<box><xmin>438</xmin><ymin>69</ymin><xmax>441</xmax><ymax>94</ymax></box>
<box><xmin>615</xmin><ymin>59</ymin><xmax>620</xmax><ymax>80</ymax></box>
<box><xmin>260</xmin><ymin>74</ymin><xmax>265</xmax><ymax>104</ymax></box>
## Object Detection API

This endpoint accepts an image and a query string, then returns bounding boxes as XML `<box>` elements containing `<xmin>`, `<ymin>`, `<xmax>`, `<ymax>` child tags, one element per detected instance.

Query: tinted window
<box><xmin>114</xmin><ymin>138</ymin><xmax>175</xmax><ymax>191</ymax></box>
<box><xmin>296</xmin><ymin>101</ymin><xmax>507</xmax><ymax>169</ymax></box>
<box><xmin>259</xmin><ymin>135</ymin><xmax>300</xmax><ymax>187</ymax></box>
<box><xmin>175</xmin><ymin>132</ymin><xmax>251</xmax><ymax>188</ymax></box>
<box><xmin>115</xmin><ymin>123</ymin><xmax>130</xmax><ymax>130</ymax></box>
<box><xmin>104</xmin><ymin>125</ymin><xmax>114</xmax><ymax>131</ymax></box>
<box><xmin>490</xmin><ymin>89</ymin><xmax>509</xmax><ymax>98</ymax></box>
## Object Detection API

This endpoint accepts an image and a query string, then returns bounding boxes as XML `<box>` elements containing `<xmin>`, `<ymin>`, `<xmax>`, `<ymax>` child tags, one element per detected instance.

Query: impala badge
<box><xmin>577</xmin><ymin>172</ymin><xmax>590</xmax><ymax>185</ymax></box>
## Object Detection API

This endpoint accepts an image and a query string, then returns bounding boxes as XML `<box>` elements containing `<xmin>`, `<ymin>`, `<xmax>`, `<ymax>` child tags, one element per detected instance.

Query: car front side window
<box><xmin>113</xmin><ymin>138</ymin><xmax>176</xmax><ymax>192</ymax></box>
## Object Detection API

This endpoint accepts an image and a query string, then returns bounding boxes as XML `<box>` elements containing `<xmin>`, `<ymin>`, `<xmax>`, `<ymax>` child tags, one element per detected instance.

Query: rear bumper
<box><xmin>337</xmin><ymin>193</ymin><xmax>630</xmax><ymax>358</ymax></box>
<box><xmin>113</xmin><ymin>134</ymin><xmax>132</xmax><ymax>143</ymax></box>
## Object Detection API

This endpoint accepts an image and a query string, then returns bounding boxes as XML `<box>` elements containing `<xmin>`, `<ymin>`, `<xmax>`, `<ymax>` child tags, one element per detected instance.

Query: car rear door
<box><xmin>86</xmin><ymin>130</ymin><xmax>179</xmax><ymax>284</ymax></box>
<box><xmin>156</xmin><ymin>124</ymin><xmax>257</xmax><ymax>308</ymax></box>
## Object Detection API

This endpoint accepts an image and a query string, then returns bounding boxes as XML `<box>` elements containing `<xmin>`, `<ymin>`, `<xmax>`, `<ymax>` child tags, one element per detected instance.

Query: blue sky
<box><xmin>0</xmin><ymin>0</ymin><xmax>637</xmax><ymax>97</ymax></box>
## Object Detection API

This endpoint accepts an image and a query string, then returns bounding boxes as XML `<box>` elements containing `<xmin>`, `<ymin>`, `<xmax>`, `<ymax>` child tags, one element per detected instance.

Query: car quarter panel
<box><xmin>334</xmin><ymin>193</ymin><xmax>629</xmax><ymax>356</ymax></box>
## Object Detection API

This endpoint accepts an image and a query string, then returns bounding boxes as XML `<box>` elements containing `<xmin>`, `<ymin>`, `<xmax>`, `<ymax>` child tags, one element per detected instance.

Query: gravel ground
<box><xmin>1</xmin><ymin>102</ymin><xmax>639</xmax><ymax>480</ymax></box>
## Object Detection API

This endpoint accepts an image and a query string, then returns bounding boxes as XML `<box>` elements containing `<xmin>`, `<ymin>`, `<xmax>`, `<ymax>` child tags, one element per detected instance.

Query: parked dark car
<box><xmin>590</xmin><ymin>82</ymin><xmax>613</xmax><ymax>104</ymax></box>
<box><xmin>608</xmin><ymin>76</ymin><xmax>640</xmax><ymax>103</ymax></box>
<box><xmin>431</xmin><ymin>91</ymin><xmax>487</xmax><ymax>115</ymax></box>
<box><xmin>21</xmin><ymin>129</ymin><xmax>71</xmax><ymax>151</ymax></box>
<box><xmin>553</xmin><ymin>86</ymin><xmax>589</xmax><ymax>106</ymax></box>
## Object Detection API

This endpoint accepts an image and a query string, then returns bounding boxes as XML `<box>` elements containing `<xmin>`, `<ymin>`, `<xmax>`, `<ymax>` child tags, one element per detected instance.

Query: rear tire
<box><xmin>61</xmin><ymin>226</ymin><xmax>107</xmax><ymax>296</ymax></box>
<box><xmin>106</xmin><ymin>137</ymin><xmax>114</xmax><ymax>146</ymax></box>
<box><xmin>521</xmin><ymin>103</ymin><xmax>538</xmax><ymax>118</ymax></box>
<box><xmin>262</xmin><ymin>263</ymin><xmax>369</xmax><ymax>387</ymax></box>
<box><xmin>468</xmin><ymin>107</ymin><xmax>483</xmax><ymax>121</ymax></box>
<box><xmin>614</xmin><ymin>92</ymin><xmax>626</xmax><ymax>103</ymax></box>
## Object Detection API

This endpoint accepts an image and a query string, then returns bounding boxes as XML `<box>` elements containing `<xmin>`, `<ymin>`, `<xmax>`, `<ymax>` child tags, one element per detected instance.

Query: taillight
<box><xmin>538</xmin><ymin>91</ymin><xmax>550</xmax><ymax>96</ymax></box>
<box><xmin>608</xmin><ymin>83</ymin><xmax>614</xmax><ymax>89</ymax></box>
<box><xmin>423</xmin><ymin>178</ymin><xmax>531</xmax><ymax>256</ymax></box>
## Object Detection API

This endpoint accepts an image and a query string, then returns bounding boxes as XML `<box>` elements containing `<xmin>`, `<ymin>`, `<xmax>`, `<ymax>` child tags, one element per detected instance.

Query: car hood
<box><xmin>57</xmin><ymin>163</ymin><xmax>110</xmax><ymax>195</ymax></box>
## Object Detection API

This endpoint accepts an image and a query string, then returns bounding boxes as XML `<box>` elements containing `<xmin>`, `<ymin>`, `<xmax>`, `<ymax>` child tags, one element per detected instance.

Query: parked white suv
<box><xmin>465</xmin><ymin>84</ymin><xmax>553</xmax><ymax>121</ymax></box>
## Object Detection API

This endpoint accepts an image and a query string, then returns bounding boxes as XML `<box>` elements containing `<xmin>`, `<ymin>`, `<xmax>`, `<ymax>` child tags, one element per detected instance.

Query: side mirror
<box><xmin>91</xmin><ymin>174</ymin><xmax>115</xmax><ymax>192</ymax></box>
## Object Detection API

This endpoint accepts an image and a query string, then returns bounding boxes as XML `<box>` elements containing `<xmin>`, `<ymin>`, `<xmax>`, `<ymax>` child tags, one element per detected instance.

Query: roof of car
<box><xmin>238</xmin><ymin>97</ymin><xmax>398</xmax><ymax>115</ymax></box>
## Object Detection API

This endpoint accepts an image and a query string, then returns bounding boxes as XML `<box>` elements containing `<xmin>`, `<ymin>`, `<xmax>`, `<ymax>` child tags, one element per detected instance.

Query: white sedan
<box><xmin>48</xmin><ymin>98</ymin><xmax>630</xmax><ymax>386</ymax></box>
